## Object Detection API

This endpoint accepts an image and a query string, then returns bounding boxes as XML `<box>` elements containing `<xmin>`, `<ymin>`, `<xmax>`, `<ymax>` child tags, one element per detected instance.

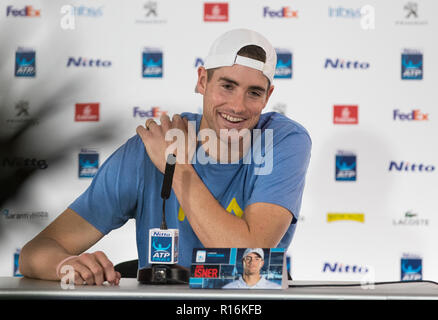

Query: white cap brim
<box><xmin>203</xmin><ymin>29</ymin><xmax>276</xmax><ymax>84</ymax></box>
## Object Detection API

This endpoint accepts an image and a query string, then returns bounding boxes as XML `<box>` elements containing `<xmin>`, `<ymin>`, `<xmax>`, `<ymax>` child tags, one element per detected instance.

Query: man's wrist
<box><xmin>172</xmin><ymin>163</ymin><xmax>195</xmax><ymax>193</ymax></box>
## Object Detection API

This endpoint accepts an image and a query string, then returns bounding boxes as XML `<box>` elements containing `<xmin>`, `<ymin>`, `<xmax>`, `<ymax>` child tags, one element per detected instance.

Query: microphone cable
<box><xmin>288</xmin><ymin>279</ymin><xmax>438</xmax><ymax>288</ymax></box>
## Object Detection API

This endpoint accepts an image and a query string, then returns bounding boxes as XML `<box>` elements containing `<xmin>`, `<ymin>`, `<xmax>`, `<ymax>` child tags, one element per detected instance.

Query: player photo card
<box><xmin>189</xmin><ymin>248</ymin><xmax>287</xmax><ymax>289</ymax></box>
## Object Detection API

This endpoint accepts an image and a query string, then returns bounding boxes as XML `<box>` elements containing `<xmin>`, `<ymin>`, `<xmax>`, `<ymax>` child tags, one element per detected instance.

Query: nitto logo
<box><xmin>389</xmin><ymin>161</ymin><xmax>435</xmax><ymax>172</ymax></box>
<box><xmin>151</xmin><ymin>231</ymin><xmax>171</xmax><ymax>237</ymax></box>
<box><xmin>324</xmin><ymin>58</ymin><xmax>369</xmax><ymax>69</ymax></box>
<box><xmin>263</xmin><ymin>6</ymin><xmax>298</xmax><ymax>18</ymax></box>
<box><xmin>67</xmin><ymin>57</ymin><xmax>112</xmax><ymax>67</ymax></box>
<box><xmin>323</xmin><ymin>262</ymin><xmax>368</xmax><ymax>273</ymax></box>
<box><xmin>393</xmin><ymin>109</ymin><xmax>428</xmax><ymax>121</ymax></box>
<box><xmin>2</xmin><ymin>157</ymin><xmax>48</xmax><ymax>169</ymax></box>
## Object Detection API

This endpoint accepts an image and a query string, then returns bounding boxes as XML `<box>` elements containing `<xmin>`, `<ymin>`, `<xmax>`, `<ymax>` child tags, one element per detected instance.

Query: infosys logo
<box><xmin>389</xmin><ymin>161</ymin><xmax>435</xmax><ymax>172</ymax></box>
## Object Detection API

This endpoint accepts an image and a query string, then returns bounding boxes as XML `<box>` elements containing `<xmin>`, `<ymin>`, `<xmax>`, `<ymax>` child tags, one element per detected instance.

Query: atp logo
<box><xmin>151</xmin><ymin>240</ymin><xmax>171</xmax><ymax>260</ymax></box>
<box><xmin>335</xmin><ymin>151</ymin><xmax>357</xmax><ymax>181</ymax></box>
<box><xmin>275</xmin><ymin>49</ymin><xmax>292</xmax><ymax>79</ymax></box>
<box><xmin>150</xmin><ymin>236</ymin><xmax>172</xmax><ymax>262</ymax></box>
<box><xmin>15</xmin><ymin>48</ymin><xmax>36</xmax><ymax>77</ymax></box>
<box><xmin>401</xmin><ymin>49</ymin><xmax>423</xmax><ymax>80</ymax></box>
<box><xmin>401</xmin><ymin>256</ymin><xmax>422</xmax><ymax>281</ymax></box>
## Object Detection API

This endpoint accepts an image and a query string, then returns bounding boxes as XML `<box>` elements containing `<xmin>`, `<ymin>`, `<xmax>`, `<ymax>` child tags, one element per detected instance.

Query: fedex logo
<box><xmin>263</xmin><ymin>6</ymin><xmax>298</xmax><ymax>18</ymax></box>
<box><xmin>133</xmin><ymin>106</ymin><xmax>166</xmax><ymax>118</ymax></box>
<box><xmin>6</xmin><ymin>6</ymin><xmax>40</xmax><ymax>17</ymax></box>
<box><xmin>393</xmin><ymin>109</ymin><xmax>428</xmax><ymax>121</ymax></box>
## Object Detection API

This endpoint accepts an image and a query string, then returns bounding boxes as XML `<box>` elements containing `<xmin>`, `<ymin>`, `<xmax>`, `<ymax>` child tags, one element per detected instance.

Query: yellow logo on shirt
<box><xmin>178</xmin><ymin>197</ymin><xmax>243</xmax><ymax>221</ymax></box>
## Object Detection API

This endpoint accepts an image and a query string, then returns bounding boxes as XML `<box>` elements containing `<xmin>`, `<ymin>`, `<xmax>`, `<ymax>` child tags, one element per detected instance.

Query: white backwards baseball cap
<box><xmin>203</xmin><ymin>28</ymin><xmax>277</xmax><ymax>84</ymax></box>
<box><xmin>242</xmin><ymin>248</ymin><xmax>265</xmax><ymax>260</ymax></box>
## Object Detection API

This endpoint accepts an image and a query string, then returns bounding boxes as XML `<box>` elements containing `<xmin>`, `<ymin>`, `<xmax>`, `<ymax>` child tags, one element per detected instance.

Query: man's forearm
<box><xmin>19</xmin><ymin>237</ymin><xmax>71</xmax><ymax>280</ymax></box>
<box><xmin>172</xmin><ymin>164</ymin><xmax>260</xmax><ymax>248</ymax></box>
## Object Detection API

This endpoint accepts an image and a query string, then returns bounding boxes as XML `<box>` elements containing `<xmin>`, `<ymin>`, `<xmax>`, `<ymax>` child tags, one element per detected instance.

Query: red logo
<box><xmin>192</xmin><ymin>265</ymin><xmax>219</xmax><ymax>278</ymax></box>
<box><xmin>204</xmin><ymin>3</ymin><xmax>228</xmax><ymax>22</ymax></box>
<box><xmin>333</xmin><ymin>105</ymin><xmax>358</xmax><ymax>124</ymax></box>
<box><xmin>75</xmin><ymin>103</ymin><xmax>99</xmax><ymax>122</ymax></box>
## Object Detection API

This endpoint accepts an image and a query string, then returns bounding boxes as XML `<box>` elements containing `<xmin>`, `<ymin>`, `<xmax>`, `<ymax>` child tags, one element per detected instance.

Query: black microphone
<box><xmin>139</xmin><ymin>152</ymin><xmax>189</xmax><ymax>285</ymax></box>
<box><xmin>160</xmin><ymin>154</ymin><xmax>176</xmax><ymax>230</ymax></box>
<box><xmin>161</xmin><ymin>153</ymin><xmax>176</xmax><ymax>199</ymax></box>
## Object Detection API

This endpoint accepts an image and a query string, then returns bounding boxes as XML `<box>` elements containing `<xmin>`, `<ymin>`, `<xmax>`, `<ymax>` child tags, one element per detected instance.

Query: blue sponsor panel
<box><xmin>148</xmin><ymin>229</ymin><xmax>178</xmax><ymax>264</ymax></box>
<box><xmin>150</xmin><ymin>232</ymin><xmax>172</xmax><ymax>263</ymax></box>
<box><xmin>78</xmin><ymin>149</ymin><xmax>99</xmax><ymax>178</ymax></box>
<box><xmin>335</xmin><ymin>152</ymin><xmax>357</xmax><ymax>181</ymax></box>
<box><xmin>142</xmin><ymin>48</ymin><xmax>163</xmax><ymax>78</ymax></box>
<box><xmin>401</xmin><ymin>257</ymin><xmax>422</xmax><ymax>281</ymax></box>
<box><xmin>401</xmin><ymin>49</ymin><xmax>423</xmax><ymax>80</ymax></box>
<box><xmin>14</xmin><ymin>249</ymin><xmax>23</xmax><ymax>277</ymax></box>
<box><xmin>275</xmin><ymin>49</ymin><xmax>292</xmax><ymax>79</ymax></box>
<box><xmin>15</xmin><ymin>48</ymin><xmax>36</xmax><ymax>77</ymax></box>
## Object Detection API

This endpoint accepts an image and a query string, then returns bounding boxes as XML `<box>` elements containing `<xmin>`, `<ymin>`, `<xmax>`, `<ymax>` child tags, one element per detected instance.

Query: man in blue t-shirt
<box><xmin>19</xmin><ymin>29</ymin><xmax>311</xmax><ymax>286</ymax></box>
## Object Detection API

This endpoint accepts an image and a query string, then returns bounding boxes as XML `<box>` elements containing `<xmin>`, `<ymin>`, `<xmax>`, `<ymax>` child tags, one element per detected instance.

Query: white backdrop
<box><xmin>1</xmin><ymin>0</ymin><xmax>437</xmax><ymax>283</ymax></box>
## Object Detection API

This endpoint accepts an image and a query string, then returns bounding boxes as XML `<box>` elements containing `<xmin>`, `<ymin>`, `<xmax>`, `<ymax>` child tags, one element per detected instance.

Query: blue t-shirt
<box><xmin>69</xmin><ymin>112</ymin><xmax>311</xmax><ymax>269</ymax></box>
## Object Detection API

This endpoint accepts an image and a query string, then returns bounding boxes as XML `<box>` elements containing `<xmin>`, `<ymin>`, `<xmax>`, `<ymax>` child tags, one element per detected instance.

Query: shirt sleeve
<box><xmin>68</xmin><ymin>135</ymin><xmax>144</xmax><ymax>235</ymax></box>
<box><xmin>246</xmin><ymin>129</ymin><xmax>311</xmax><ymax>222</ymax></box>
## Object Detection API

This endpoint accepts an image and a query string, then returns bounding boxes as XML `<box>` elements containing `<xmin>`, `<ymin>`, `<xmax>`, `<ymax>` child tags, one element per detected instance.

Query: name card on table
<box><xmin>189</xmin><ymin>248</ymin><xmax>287</xmax><ymax>289</ymax></box>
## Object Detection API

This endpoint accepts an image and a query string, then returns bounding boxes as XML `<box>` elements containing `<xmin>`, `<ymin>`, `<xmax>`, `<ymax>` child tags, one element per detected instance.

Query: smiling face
<box><xmin>196</xmin><ymin>64</ymin><xmax>274</xmax><ymax>143</ymax></box>
<box><xmin>242</xmin><ymin>253</ymin><xmax>264</xmax><ymax>276</ymax></box>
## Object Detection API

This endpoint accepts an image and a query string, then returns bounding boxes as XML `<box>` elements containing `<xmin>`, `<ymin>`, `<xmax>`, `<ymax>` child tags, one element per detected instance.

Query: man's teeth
<box><xmin>221</xmin><ymin>113</ymin><xmax>244</xmax><ymax>123</ymax></box>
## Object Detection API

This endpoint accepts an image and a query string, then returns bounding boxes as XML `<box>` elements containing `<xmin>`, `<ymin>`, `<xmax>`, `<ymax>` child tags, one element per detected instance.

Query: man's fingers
<box><xmin>160</xmin><ymin>113</ymin><xmax>171</xmax><ymax>132</ymax></box>
<box><xmin>171</xmin><ymin>114</ymin><xmax>185</xmax><ymax>130</ymax></box>
<box><xmin>78</xmin><ymin>253</ymin><xmax>105</xmax><ymax>285</ymax></box>
<box><xmin>94</xmin><ymin>251</ymin><xmax>118</xmax><ymax>284</ymax></box>
<box><xmin>70</xmin><ymin>260</ymin><xmax>96</xmax><ymax>285</ymax></box>
<box><xmin>146</xmin><ymin>118</ymin><xmax>158</xmax><ymax>131</ymax></box>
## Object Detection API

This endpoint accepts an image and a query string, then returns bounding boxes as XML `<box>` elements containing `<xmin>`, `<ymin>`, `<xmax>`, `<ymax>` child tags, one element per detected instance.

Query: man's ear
<box><xmin>196</xmin><ymin>67</ymin><xmax>208</xmax><ymax>95</ymax></box>
<box><xmin>260</xmin><ymin>85</ymin><xmax>274</xmax><ymax>112</ymax></box>
<box><xmin>265</xmin><ymin>85</ymin><xmax>274</xmax><ymax>105</ymax></box>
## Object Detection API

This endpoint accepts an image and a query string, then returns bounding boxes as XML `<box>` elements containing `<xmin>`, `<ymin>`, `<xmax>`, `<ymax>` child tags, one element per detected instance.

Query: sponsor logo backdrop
<box><xmin>1</xmin><ymin>0</ymin><xmax>437</xmax><ymax>283</ymax></box>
